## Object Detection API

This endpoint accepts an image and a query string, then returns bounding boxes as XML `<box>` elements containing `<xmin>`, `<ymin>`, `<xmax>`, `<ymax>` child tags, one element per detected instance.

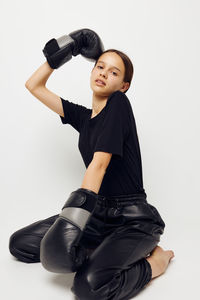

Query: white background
<box><xmin>1</xmin><ymin>0</ymin><xmax>199</xmax><ymax>299</ymax></box>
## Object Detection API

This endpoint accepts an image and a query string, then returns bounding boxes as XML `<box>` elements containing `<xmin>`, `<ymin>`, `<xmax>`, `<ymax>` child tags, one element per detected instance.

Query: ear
<box><xmin>120</xmin><ymin>82</ymin><xmax>130</xmax><ymax>92</ymax></box>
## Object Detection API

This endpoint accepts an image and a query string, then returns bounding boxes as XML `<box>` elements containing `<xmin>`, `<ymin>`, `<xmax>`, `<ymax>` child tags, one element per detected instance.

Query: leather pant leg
<box><xmin>9</xmin><ymin>193</ymin><xmax>165</xmax><ymax>300</ymax></box>
<box><xmin>9</xmin><ymin>214</ymin><xmax>60</xmax><ymax>263</ymax></box>
<box><xmin>8</xmin><ymin>206</ymin><xmax>105</xmax><ymax>264</ymax></box>
<box><xmin>71</xmin><ymin>194</ymin><xmax>165</xmax><ymax>300</ymax></box>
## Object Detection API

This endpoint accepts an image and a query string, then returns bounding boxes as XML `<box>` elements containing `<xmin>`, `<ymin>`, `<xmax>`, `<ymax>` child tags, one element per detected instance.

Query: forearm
<box><xmin>81</xmin><ymin>162</ymin><xmax>106</xmax><ymax>194</ymax></box>
<box><xmin>25</xmin><ymin>61</ymin><xmax>54</xmax><ymax>90</ymax></box>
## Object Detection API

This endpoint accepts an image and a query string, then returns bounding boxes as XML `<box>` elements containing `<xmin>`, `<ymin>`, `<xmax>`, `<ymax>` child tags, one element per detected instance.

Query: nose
<box><xmin>100</xmin><ymin>69</ymin><xmax>107</xmax><ymax>79</ymax></box>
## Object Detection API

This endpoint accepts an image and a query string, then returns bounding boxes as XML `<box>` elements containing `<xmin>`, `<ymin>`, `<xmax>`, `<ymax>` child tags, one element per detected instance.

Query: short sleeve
<box><xmin>59</xmin><ymin>97</ymin><xmax>89</xmax><ymax>133</ymax></box>
<box><xmin>93</xmin><ymin>91</ymin><xmax>129</xmax><ymax>158</ymax></box>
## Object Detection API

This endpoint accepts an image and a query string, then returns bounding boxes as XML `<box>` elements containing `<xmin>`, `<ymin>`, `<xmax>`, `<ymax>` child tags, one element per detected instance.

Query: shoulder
<box><xmin>109</xmin><ymin>90</ymin><xmax>130</xmax><ymax>104</ymax></box>
<box><xmin>107</xmin><ymin>90</ymin><xmax>131</xmax><ymax>113</ymax></box>
<box><xmin>61</xmin><ymin>97</ymin><xmax>90</xmax><ymax>109</ymax></box>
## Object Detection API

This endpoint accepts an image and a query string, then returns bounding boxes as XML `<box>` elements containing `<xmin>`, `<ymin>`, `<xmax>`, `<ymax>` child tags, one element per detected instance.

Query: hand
<box><xmin>40</xmin><ymin>188</ymin><xmax>98</xmax><ymax>273</ymax></box>
<box><xmin>69</xmin><ymin>28</ymin><xmax>105</xmax><ymax>61</ymax></box>
<box><xmin>42</xmin><ymin>28</ymin><xmax>104</xmax><ymax>69</ymax></box>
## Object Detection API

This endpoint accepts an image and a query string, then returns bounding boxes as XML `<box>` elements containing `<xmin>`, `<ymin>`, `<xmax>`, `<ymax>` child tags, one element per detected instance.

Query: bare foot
<box><xmin>146</xmin><ymin>245</ymin><xmax>175</xmax><ymax>279</ymax></box>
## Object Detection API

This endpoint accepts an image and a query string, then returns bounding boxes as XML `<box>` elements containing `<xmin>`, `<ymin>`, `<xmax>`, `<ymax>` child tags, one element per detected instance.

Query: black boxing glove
<box><xmin>43</xmin><ymin>28</ymin><xmax>104</xmax><ymax>69</ymax></box>
<box><xmin>40</xmin><ymin>188</ymin><xmax>98</xmax><ymax>273</ymax></box>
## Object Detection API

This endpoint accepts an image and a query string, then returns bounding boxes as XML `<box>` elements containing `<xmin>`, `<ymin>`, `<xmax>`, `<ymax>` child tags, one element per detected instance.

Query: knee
<box><xmin>71</xmin><ymin>266</ymin><xmax>109</xmax><ymax>300</ymax></box>
<box><xmin>9</xmin><ymin>215</ymin><xmax>59</xmax><ymax>264</ymax></box>
<box><xmin>71</xmin><ymin>259</ymin><xmax>152</xmax><ymax>300</ymax></box>
<box><xmin>8</xmin><ymin>229</ymin><xmax>41</xmax><ymax>263</ymax></box>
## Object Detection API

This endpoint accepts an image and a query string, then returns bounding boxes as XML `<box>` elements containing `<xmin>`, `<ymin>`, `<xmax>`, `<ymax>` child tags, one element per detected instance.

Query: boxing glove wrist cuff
<box><xmin>56</xmin><ymin>35</ymin><xmax>74</xmax><ymax>49</ymax></box>
<box><xmin>59</xmin><ymin>188</ymin><xmax>98</xmax><ymax>231</ymax></box>
<box><xmin>43</xmin><ymin>35</ymin><xmax>75</xmax><ymax>69</ymax></box>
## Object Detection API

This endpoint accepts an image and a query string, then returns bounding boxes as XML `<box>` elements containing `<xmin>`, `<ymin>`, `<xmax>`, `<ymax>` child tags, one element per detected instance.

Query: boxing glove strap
<box><xmin>62</xmin><ymin>188</ymin><xmax>98</xmax><ymax>212</ymax></box>
<box><xmin>59</xmin><ymin>188</ymin><xmax>98</xmax><ymax>230</ymax></box>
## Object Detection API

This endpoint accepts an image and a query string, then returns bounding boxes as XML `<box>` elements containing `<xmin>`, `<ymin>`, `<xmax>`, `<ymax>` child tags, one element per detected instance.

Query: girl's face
<box><xmin>90</xmin><ymin>52</ymin><xmax>129</xmax><ymax>97</ymax></box>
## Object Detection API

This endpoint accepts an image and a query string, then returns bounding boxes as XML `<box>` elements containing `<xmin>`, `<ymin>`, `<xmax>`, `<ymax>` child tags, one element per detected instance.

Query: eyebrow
<box><xmin>97</xmin><ymin>60</ymin><xmax>121</xmax><ymax>72</ymax></box>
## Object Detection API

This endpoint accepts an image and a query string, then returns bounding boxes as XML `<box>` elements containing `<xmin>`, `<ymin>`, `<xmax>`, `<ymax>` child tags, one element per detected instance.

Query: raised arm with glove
<box><xmin>43</xmin><ymin>28</ymin><xmax>105</xmax><ymax>69</ymax></box>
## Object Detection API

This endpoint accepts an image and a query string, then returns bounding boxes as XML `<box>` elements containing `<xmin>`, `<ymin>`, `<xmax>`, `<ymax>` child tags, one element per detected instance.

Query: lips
<box><xmin>95</xmin><ymin>79</ymin><xmax>106</xmax><ymax>86</ymax></box>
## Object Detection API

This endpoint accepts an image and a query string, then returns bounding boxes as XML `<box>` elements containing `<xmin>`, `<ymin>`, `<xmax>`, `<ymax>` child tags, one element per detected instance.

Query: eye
<box><xmin>96</xmin><ymin>65</ymin><xmax>118</xmax><ymax>76</ymax></box>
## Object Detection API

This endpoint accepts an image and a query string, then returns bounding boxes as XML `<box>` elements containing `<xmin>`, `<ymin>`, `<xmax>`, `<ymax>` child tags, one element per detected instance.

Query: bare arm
<box><xmin>81</xmin><ymin>161</ymin><xmax>106</xmax><ymax>194</ymax></box>
<box><xmin>81</xmin><ymin>152</ymin><xmax>112</xmax><ymax>193</ymax></box>
<box><xmin>25</xmin><ymin>62</ymin><xmax>64</xmax><ymax>117</ymax></box>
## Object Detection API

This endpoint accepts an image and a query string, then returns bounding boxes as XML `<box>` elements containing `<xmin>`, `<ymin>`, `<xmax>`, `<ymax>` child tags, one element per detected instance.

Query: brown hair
<box><xmin>94</xmin><ymin>49</ymin><xmax>134</xmax><ymax>93</ymax></box>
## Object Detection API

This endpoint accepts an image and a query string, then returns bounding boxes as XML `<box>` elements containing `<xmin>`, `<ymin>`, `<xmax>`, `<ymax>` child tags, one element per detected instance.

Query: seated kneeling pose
<box><xmin>9</xmin><ymin>28</ymin><xmax>175</xmax><ymax>300</ymax></box>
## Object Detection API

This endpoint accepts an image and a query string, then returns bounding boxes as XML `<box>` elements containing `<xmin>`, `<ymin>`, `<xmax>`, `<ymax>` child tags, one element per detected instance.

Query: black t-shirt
<box><xmin>59</xmin><ymin>90</ymin><xmax>146</xmax><ymax>197</ymax></box>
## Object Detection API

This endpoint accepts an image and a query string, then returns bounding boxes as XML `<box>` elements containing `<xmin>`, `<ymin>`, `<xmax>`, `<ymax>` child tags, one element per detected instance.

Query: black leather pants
<box><xmin>9</xmin><ymin>192</ymin><xmax>165</xmax><ymax>300</ymax></box>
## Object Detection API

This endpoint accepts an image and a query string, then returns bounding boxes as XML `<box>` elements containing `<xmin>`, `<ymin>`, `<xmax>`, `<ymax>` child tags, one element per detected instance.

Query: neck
<box><xmin>91</xmin><ymin>93</ymin><xmax>108</xmax><ymax>116</ymax></box>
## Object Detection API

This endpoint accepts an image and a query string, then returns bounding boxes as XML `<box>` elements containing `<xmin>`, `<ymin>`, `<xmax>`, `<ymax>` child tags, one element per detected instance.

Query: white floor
<box><xmin>1</xmin><ymin>214</ymin><xmax>198</xmax><ymax>300</ymax></box>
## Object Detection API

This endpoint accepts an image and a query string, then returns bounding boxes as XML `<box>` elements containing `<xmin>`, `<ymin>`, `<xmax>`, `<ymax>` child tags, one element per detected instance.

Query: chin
<box><xmin>90</xmin><ymin>85</ymin><xmax>106</xmax><ymax>95</ymax></box>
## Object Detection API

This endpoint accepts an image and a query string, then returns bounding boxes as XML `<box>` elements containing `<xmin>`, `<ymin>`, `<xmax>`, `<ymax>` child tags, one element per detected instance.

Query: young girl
<box><xmin>9</xmin><ymin>30</ymin><xmax>174</xmax><ymax>299</ymax></box>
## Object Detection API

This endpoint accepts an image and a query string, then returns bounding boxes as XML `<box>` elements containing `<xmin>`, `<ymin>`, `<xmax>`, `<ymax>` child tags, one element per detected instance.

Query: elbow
<box><xmin>25</xmin><ymin>81</ymin><xmax>31</xmax><ymax>90</ymax></box>
<box><xmin>25</xmin><ymin>80</ymin><xmax>39</xmax><ymax>91</ymax></box>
